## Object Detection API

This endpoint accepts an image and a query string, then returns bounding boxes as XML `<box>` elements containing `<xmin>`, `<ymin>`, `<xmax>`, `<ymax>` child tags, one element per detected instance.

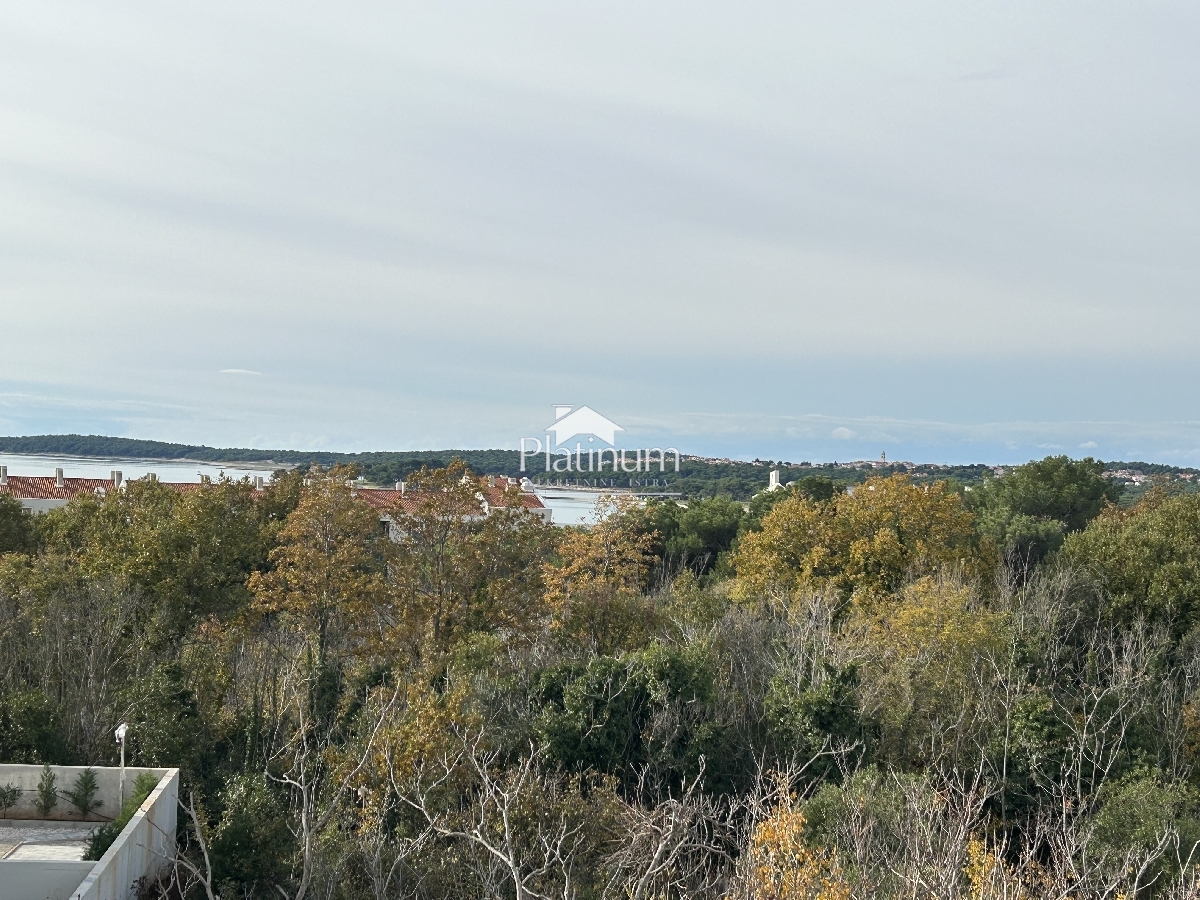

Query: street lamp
<box><xmin>115</xmin><ymin>723</ymin><xmax>128</xmax><ymax>804</ymax></box>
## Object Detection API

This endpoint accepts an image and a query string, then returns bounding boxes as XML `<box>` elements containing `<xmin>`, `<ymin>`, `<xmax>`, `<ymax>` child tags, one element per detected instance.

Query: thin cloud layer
<box><xmin>1</xmin><ymin>2</ymin><xmax>1197</xmax><ymax>462</ymax></box>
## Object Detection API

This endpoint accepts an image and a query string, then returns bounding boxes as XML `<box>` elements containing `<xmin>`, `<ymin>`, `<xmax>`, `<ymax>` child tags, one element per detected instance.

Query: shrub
<box><xmin>210</xmin><ymin>774</ymin><xmax>295</xmax><ymax>892</ymax></box>
<box><xmin>34</xmin><ymin>763</ymin><xmax>57</xmax><ymax>818</ymax></box>
<box><xmin>0</xmin><ymin>783</ymin><xmax>19</xmax><ymax>818</ymax></box>
<box><xmin>84</xmin><ymin>771</ymin><xmax>160</xmax><ymax>860</ymax></box>
<box><xmin>64</xmin><ymin>768</ymin><xmax>102</xmax><ymax>819</ymax></box>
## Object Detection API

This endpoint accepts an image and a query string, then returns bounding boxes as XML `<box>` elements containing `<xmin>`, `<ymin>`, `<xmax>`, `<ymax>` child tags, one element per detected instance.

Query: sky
<box><xmin>1</xmin><ymin>2</ymin><xmax>1198</xmax><ymax>465</ymax></box>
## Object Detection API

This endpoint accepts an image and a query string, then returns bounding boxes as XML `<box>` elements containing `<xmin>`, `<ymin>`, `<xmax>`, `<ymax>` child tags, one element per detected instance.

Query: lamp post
<box><xmin>115</xmin><ymin>723</ymin><xmax>128</xmax><ymax>805</ymax></box>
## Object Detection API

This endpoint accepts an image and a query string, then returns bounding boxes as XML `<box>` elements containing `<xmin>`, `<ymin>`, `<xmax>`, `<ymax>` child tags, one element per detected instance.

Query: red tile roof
<box><xmin>0</xmin><ymin>473</ymin><xmax>542</xmax><ymax>516</ymax></box>
<box><xmin>0</xmin><ymin>476</ymin><xmax>119</xmax><ymax>501</ymax></box>
<box><xmin>0</xmin><ymin>475</ymin><xmax>215</xmax><ymax>501</ymax></box>
<box><xmin>355</xmin><ymin>476</ymin><xmax>545</xmax><ymax>516</ymax></box>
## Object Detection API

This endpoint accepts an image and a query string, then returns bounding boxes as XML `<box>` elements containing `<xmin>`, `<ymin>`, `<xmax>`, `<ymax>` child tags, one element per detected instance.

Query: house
<box><xmin>356</xmin><ymin>475</ymin><xmax>552</xmax><ymax>530</ymax></box>
<box><xmin>0</xmin><ymin>467</ymin><xmax>125</xmax><ymax>513</ymax></box>
<box><xmin>0</xmin><ymin>467</ymin><xmax>219</xmax><ymax>512</ymax></box>
<box><xmin>0</xmin><ymin>468</ymin><xmax>551</xmax><ymax>526</ymax></box>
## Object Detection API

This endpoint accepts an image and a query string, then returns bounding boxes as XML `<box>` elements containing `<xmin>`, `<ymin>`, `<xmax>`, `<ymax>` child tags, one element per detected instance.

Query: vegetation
<box><xmin>0</xmin><ymin>782</ymin><xmax>18</xmax><ymax>818</ymax></box>
<box><xmin>5</xmin><ymin>432</ymin><xmax>1198</xmax><ymax>501</ymax></box>
<box><xmin>2</xmin><ymin>455</ymin><xmax>1200</xmax><ymax>897</ymax></box>
<box><xmin>34</xmin><ymin>762</ymin><xmax>57</xmax><ymax>818</ymax></box>
<box><xmin>84</xmin><ymin>770</ymin><xmax>161</xmax><ymax>860</ymax></box>
<box><xmin>65</xmin><ymin>766</ymin><xmax>102</xmax><ymax>818</ymax></box>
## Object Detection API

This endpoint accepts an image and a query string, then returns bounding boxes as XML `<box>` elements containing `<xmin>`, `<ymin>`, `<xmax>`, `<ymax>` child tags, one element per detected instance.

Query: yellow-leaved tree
<box><xmin>542</xmin><ymin>495</ymin><xmax>658</xmax><ymax>654</ymax></box>
<box><xmin>731</xmin><ymin>474</ymin><xmax>991</xmax><ymax>610</ymax></box>
<box><xmin>384</xmin><ymin>461</ymin><xmax>551</xmax><ymax>659</ymax></box>
<box><xmin>740</xmin><ymin>805</ymin><xmax>850</xmax><ymax>900</ymax></box>
<box><xmin>846</xmin><ymin>575</ymin><xmax>1007</xmax><ymax>766</ymax></box>
<box><xmin>248</xmin><ymin>465</ymin><xmax>388</xmax><ymax>669</ymax></box>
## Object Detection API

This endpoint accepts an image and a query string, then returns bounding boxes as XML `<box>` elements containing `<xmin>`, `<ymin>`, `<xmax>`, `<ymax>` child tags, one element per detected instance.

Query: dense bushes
<box><xmin>1</xmin><ymin>458</ymin><xmax>1199</xmax><ymax>899</ymax></box>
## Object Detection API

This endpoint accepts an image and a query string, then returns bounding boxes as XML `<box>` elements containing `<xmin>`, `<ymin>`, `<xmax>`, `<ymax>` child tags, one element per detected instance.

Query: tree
<box><xmin>0</xmin><ymin>494</ymin><xmax>34</xmax><ymax>555</ymax></box>
<box><xmin>744</xmin><ymin>477</ymin><xmax>840</xmax><ymax>533</ymax></box>
<box><xmin>968</xmin><ymin>455</ymin><xmax>1120</xmax><ymax>570</ymax></box>
<box><xmin>35</xmin><ymin>763</ymin><xmax>57</xmax><ymax>818</ymax></box>
<box><xmin>64</xmin><ymin>767</ymin><xmax>102</xmax><ymax>818</ymax></box>
<box><xmin>0</xmin><ymin>783</ymin><xmax>19</xmax><ymax>818</ymax></box>
<box><xmin>209</xmin><ymin>774</ymin><xmax>296</xmax><ymax>894</ymax></box>
<box><xmin>249</xmin><ymin>465</ymin><xmax>387</xmax><ymax>674</ymax></box>
<box><xmin>738</xmin><ymin>806</ymin><xmax>850</xmax><ymax>900</ymax></box>
<box><xmin>845</xmin><ymin>576</ymin><xmax>1007</xmax><ymax>767</ymax></box>
<box><xmin>731</xmin><ymin>475</ymin><xmax>989</xmax><ymax>609</ymax></box>
<box><xmin>384</xmin><ymin>461</ymin><xmax>551</xmax><ymax>659</ymax></box>
<box><xmin>543</xmin><ymin>496</ymin><xmax>658</xmax><ymax>654</ymax></box>
<box><xmin>637</xmin><ymin>496</ymin><xmax>746</xmax><ymax>578</ymax></box>
<box><xmin>38</xmin><ymin>474</ymin><xmax>271</xmax><ymax>642</ymax></box>
<box><xmin>1061</xmin><ymin>491</ymin><xmax>1200</xmax><ymax>636</ymax></box>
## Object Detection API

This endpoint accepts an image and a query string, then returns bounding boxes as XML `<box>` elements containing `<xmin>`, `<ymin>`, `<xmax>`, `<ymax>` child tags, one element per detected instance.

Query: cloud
<box><xmin>1079</xmin><ymin>441</ymin><xmax>1098</xmax><ymax>449</ymax></box>
<box><xmin>1</xmin><ymin>4</ymin><xmax>1199</xmax><ymax>464</ymax></box>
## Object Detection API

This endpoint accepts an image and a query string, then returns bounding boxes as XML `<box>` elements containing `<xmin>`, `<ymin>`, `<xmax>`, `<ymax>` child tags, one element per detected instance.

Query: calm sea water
<box><xmin>0</xmin><ymin>453</ymin><xmax>607</xmax><ymax>525</ymax></box>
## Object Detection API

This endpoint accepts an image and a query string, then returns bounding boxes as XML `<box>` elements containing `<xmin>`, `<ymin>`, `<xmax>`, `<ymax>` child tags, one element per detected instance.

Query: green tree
<box><xmin>1061</xmin><ymin>491</ymin><xmax>1200</xmax><ymax>636</ymax></box>
<box><xmin>64</xmin><ymin>768</ymin><xmax>102</xmax><ymax>818</ymax></box>
<box><xmin>732</xmin><ymin>475</ymin><xmax>989</xmax><ymax>608</ymax></box>
<box><xmin>0</xmin><ymin>494</ymin><xmax>34</xmax><ymax>554</ymax></box>
<box><xmin>85</xmin><ymin>771</ymin><xmax>160</xmax><ymax>860</ymax></box>
<box><xmin>0</xmin><ymin>690</ymin><xmax>68</xmax><ymax>764</ymax></box>
<box><xmin>745</xmin><ymin>477</ymin><xmax>840</xmax><ymax>531</ymax></box>
<box><xmin>38</xmin><ymin>475</ymin><xmax>271</xmax><ymax>642</ymax></box>
<box><xmin>34</xmin><ymin>763</ymin><xmax>57</xmax><ymax>818</ymax></box>
<box><xmin>968</xmin><ymin>455</ymin><xmax>1120</xmax><ymax>569</ymax></box>
<box><xmin>210</xmin><ymin>774</ymin><xmax>296</xmax><ymax>894</ymax></box>
<box><xmin>384</xmin><ymin>461</ymin><xmax>551</xmax><ymax>658</ymax></box>
<box><xmin>249</xmin><ymin>465</ymin><xmax>387</xmax><ymax>671</ymax></box>
<box><xmin>0</xmin><ymin>783</ymin><xmax>18</xmax><ymax>818</ymax></box>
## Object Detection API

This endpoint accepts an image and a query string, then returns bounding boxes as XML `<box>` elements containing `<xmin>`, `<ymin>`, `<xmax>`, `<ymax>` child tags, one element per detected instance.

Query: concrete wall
<box><xmin>71</xmin><ymin>768</ymin><xmax>179</xmax><ymax>900</ymax></box>
<box><xmin>0</xmin><ymin>765</ymin><xmax>167</xmax><ymax>822</ymax></box>
<box><xmin>0</xmin><ymin>860</ymin><xmax>96</xmax><ymax>900</ymax></box>
<box><xmin>0</xmin><ymin>768</ymin><xmax>178</xmax><ymax>900</ymax></box>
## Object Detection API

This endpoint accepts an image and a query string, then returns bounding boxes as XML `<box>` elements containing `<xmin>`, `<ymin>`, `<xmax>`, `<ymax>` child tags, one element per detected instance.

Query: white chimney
<box><xmin>55</xmin><ymin>467</ymin><xmax>65</xmax><ymax>488</ymax></box>
<box><xmin>111</xmin><ymin>470</ymin><xmax>123</xmax><ymax>489</ymax></box>
<box><xmin>255</xmin><ymin>476</ymin><xmax>264</xmax><ymax>490</ymax></box>
<box><xmin>399</xmin><ymin>481</ymin><xmax>406</xmax><ymax>495</ymax></box>
<box><xmin>0</xmin><ymin>466</ymin><xmax>7</xmax><ymax>486</ymax></box>
<box><xmin>487</xmin><ymin>475</ymin><xmax>496</xmax><ymax>488</ymax></box>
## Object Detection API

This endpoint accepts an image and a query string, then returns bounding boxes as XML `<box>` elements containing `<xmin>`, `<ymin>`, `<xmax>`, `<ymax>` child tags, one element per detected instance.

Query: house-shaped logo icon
<box><xmin>546</xmin><ymin>405</ymin><xmax>624</xmax><ymax>447</ymax></box>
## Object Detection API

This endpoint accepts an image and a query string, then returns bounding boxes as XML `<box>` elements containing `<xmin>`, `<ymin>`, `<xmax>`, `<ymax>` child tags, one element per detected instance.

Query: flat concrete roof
<box><xmin>0</xmin><ymin>822</ymin><xmax>90</xmax><ymax>862</ymax></box>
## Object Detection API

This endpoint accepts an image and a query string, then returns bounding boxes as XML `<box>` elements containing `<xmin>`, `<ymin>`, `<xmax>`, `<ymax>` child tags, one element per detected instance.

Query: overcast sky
<box><xmin>2</xmin><ymin>2</ymin><xmax>1198</xmax><ymax>464</ymax></box>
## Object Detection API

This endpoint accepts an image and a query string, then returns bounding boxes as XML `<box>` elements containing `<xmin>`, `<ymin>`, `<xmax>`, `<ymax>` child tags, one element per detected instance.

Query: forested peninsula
<box><xmin>3</xmin><ymin>455</ymin><xmax>1200</xmax><ymax>898</ymax></box>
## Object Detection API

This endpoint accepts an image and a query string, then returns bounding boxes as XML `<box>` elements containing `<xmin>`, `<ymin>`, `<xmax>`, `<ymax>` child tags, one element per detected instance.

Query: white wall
<box><xmin>0</xmin><ymin>765</ymin><xmax>166</xmax><ymax>822</ymax></box>
<box><xmin>0</xmin><ymin>861</ymin><xmax>96</xmax><ymax>900</ymax></box>
<box><xmin>0</xmin><ymin>768</ymin><xmax>178</xmax><ymax>900</ymax></box>
<box><xmin>71</xmin><ymin>769</ymin><xmax>178</xmax><ymax>900</ymax></box>
<box><xmin>18</xmin><ymin>498</ymin><xmax>69</xmax><ymax>513</ymax></box>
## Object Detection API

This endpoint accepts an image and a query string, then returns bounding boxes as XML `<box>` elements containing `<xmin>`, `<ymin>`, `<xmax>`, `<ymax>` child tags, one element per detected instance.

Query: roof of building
<box><xmin>0</xmin><ymin>473</ymin><xmax>544</xmax><ymax>513</ymax></box>
<box><xmin>0</xmin><ymin>475</ymin><xmax>117</xmax><ymax>501</ymax></box>
<box><xmin>355</xmin><ymin>476</ymin><xmax>546</xmax><ymax>515</ymax></box>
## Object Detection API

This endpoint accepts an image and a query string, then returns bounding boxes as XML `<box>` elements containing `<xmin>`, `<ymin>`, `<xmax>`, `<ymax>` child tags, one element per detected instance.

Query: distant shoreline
<box><xmin>2</xmin><ymin>434</ymin><xmax>1197</xmax><ymax>502</ymax></box>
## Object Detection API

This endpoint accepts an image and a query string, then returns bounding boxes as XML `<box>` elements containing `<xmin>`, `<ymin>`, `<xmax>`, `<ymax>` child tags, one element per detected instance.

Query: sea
<box><xmin>0</xmin><ymin>454</ymin><xmax>605</xmax><ymax>525</ymax></box>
